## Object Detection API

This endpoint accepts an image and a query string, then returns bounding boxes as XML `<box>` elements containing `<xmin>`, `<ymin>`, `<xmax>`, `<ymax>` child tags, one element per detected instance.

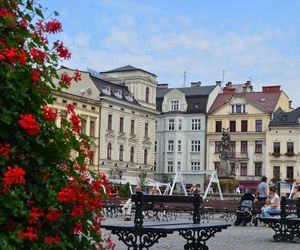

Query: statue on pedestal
<box><xmin>219</xmin><ymin>128</ymin><xmax>232</xmax><ymax>177</ymax></box>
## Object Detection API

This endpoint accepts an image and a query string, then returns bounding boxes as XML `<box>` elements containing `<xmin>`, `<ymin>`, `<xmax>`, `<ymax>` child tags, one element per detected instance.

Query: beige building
<box><xmin>53</xmin><ymin>66</ymin><xmax>158</xmax><ymax>178</ymax></box>
<box><xmin>266</xmin><ymin>107</ymin><xmax>300</xmax><ymax>181</ymax></box>
<box><xmin>207</xmin><ymin>82</ymin><xmax>292</xmax><ymax>191</ymax></box>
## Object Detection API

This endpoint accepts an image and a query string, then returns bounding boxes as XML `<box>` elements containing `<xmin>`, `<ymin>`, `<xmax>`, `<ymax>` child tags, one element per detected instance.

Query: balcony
<box><xmin>285</xmin><ymin>152</ymin><xmax>295</xmax><ymax>157</ymax></box>
<box><xmin>270</xmin><ymin>152</ymin><xmax>281</xmax><ymax>158</ymax></box>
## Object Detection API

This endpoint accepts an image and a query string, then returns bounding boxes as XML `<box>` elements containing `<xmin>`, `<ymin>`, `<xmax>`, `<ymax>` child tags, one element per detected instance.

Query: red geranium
<box><xmin>18</xmin><ymin>114</ymin><xmax>40</xmax><ymax>137</ymax></box>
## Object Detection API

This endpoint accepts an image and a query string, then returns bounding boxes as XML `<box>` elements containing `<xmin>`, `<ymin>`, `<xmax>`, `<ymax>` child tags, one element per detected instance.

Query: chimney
<box><xmin>157</xmin><ymin>83</ymin><xmax>168</xmax><ymax>89</ymax></box>
<box><xmin>289</xmin><ymin>101</ymin><xmax>292</xmax><ymax>109</ymax></box>
<box><xmin>191</xmin><ymin>81</ymin><xmax>201</xmax><ymax>87</ymax></box>
<box><xmin>226</xmin><ymin>82</ymin><xmax>232</xmax><ymax>87</ymax></box>
<box><xmin>215</xmin><ymin>81</ymin><xmax>222</xmax><ymax>86</ymax></box>
<box><xmin>262</xmin><ymin>85</ymin><xmax>281</xmax><ymax>93</ymax></box>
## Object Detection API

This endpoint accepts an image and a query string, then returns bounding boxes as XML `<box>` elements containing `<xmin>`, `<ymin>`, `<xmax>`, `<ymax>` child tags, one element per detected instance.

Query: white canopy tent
<box><xmin>169</xmin><ymin>170</ymin><xmax>224</xmax><ymax>200</ymax></box>
<box><xmin>109</xmin><ymin>176</ymin><xmax>171</xmax><ymax>194</ymax></box>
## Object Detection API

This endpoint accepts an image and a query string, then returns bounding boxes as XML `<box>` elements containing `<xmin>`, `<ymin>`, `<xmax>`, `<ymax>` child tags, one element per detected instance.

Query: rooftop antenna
<box><xmin>222</xmin><ymin>70</ymin><xmax>225</xmax><ymax>85</ymax></box>
<box><xmin>183</xmin><ymin>70</ymin><xmax>190</xmax><ymax>87</ymax></box>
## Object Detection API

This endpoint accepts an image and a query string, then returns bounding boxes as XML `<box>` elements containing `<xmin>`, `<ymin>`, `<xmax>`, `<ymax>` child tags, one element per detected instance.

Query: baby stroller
<box><xmin>234</xmin><ymin>193</ymin><xmax>258</xmax><ymax>226</ymax></box>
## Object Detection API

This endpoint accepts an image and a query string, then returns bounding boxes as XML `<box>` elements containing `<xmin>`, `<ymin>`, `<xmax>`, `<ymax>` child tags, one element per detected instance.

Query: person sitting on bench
<box><xmin>261</xmin><ymin>186</ymin><xmax>280</xmax><ymax>217</ymax></box>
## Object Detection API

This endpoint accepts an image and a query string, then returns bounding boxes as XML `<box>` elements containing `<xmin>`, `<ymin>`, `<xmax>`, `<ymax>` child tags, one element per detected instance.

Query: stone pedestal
<box><xmin>218</xmin><ymin>176</ymin><xmax>236</xmax><ymax>193</ymax></box>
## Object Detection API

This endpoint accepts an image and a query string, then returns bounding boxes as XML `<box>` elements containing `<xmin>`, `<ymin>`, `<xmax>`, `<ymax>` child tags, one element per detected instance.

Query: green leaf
<box><xmin>35</xmin><ymin>8</ymin><xmax>44</xmax><ymax>18</ymax></box>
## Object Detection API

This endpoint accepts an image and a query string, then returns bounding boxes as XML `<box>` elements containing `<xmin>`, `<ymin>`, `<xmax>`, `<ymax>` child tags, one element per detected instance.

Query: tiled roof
<box><xmin>270</xmin><ymin>107</ymin><xmax>300</xmax><ymax>126</ymax></box>
<box><xmin>208</xmin><ymin>91</ymin><xmax>281</xmax><ymax>114</ymax></box>
<box><xmin>100</xmin><ymin>65</ymin><xmax>156</xmax><ymax>77</ymax></box>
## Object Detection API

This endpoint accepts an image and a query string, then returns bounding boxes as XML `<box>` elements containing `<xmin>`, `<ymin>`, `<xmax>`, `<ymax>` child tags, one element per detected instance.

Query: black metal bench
<box><xmin>258</xmin><ymin>197</ymin><xmax>300</xmax><ymax>241</ymax></box>
<box><xmin>102</xmin><ymin>192</ymin><xmax>231</xmax><ymax>249</ymax></box>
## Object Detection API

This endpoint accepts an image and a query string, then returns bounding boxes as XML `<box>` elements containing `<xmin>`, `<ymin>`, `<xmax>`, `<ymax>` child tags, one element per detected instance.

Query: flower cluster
<box><xmin>0</xmin><ymin>143</ymin><xmax>10</xmax><ymax>158</ymax></box>
<box><xmin>0</xmin><ymin>48</ymin><xmax>27</xmax><ymax>64</ymax></box>
<box><xmin>45</xmin><ymin>19</ymin><xmax>63</xmax><ymax>34</ymax></box>
<box><xmin>42</xmin><ymin>106</ymin><xmax>57</xmax><ymax>121</ymax></box>
<box><xmin>18</xmin><ymin>227</ymin><xmax>38</xmax><ymax>240</ymax></box>
<box><xmin>18</xmin><ymin>114</ymin><xmax>40</xmax><ymax>137</ymax></box>
<box><xmin>3</xmin><ymin>166</ymin><xmax>26</xmax><ymax>190</ymax></box>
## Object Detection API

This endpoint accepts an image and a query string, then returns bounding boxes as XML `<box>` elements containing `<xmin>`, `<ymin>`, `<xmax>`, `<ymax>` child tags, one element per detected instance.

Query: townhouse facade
<box><xmin>53</xmin><ymin>66</ymin><xmax>159</xmax><ymax>178</ymax></box>
<box><xmin>206</xmin><ymin>82</ymin><xmax>292</xmax><ymax>190</ymax></box>
<box><xmin>155</xmin><ymin>82</ymin><xmax>221</xmax><ymax>184</ymax></box>
<box><xmin>266</xmin><ymin>107</ymin><xmax>300</xmax><ymax>181</ymax></box>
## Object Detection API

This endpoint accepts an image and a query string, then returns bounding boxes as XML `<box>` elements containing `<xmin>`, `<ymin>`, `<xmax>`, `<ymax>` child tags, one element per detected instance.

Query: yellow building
<box><xmin>207</xmin><ymin>82</ymin><xmax>291</xmax><ymax>191</ymax></box>
<box><xmin>266</xmin><ymin>107</ymin><xmax>300</xmax><ymax>182</ymax></box>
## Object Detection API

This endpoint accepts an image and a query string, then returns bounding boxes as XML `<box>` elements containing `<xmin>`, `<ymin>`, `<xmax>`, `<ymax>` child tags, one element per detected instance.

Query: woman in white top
<box><xmin>261</xmin><ymin>186</ymin><xmax>280</xmax><ymax>217</ymax></box>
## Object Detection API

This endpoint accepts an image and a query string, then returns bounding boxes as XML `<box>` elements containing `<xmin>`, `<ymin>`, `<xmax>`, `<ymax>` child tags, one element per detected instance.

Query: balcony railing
<box><xmin>231</xmin><ymin>152</ymin><xmax>249</xmax><ymax>160</ymax></box>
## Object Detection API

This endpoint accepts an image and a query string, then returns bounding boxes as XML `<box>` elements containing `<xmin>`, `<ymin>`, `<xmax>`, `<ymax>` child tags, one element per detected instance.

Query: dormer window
<box><xmin>114</xmin><ymin>89</ymin><xmax>122</xmax><ymax>99</ymax></box>
<box><xmin>171</xmin><ymin>100</ymin><xmax>179</xmax><ymax>111</ymax></box>
<box><xmin>125</xmin><ymin>93</ymin><xmax>133</xmax><ymax>102</ymax></box>
<box><xmin>103</xmin><ymin>86</ymin><xmax>111</xmax><ymax>95</ymax></box>
<box><xmin>232</xmin><ymin>104</ymin><xmax>246</xmax><ymax>114</ymax></box>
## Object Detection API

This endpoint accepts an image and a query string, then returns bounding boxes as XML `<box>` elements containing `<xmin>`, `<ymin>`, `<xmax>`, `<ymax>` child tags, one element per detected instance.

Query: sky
<box><xmin>42</xmin><ymin>0</ymin><xmax>300</xmax><ymax>108</ymax></box>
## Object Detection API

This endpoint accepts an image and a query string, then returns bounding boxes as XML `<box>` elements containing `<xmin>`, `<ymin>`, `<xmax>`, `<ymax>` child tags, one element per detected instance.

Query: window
<box><xmin>130</xmin><ymin>147</ymin><xmax>134</xmax><ymax>163</ymax></box>
<box><xmin>256</xmin><ymin>120</ymin><xmax>262</xmax><ymax>132</ymax></box>
<box><xmin>154</xmin><ymin>141</ymin><xmax>157</xmax><ymax>152</ymax></box>
<box><xmin>255</xmin><ymin>163</ymin><xmax>262</xmax><ymax>176</ymax></box>
<box><xmin>232</xmin><ymin>104</ymin><xmax>246</xmax><ymax>113</ymax></box>
<box><xmin>90</xmin><ymin>120</ymin><xmax>95</xmax><ymax>137</ymax></box>
<box><xmin>273</xmin><ymin>166</ymin><xmax>280</xmax><ymax>178</ymax></box>
<box><xmin>215</xmin><ymin>121</ymin><xmax>222</xmax><ymax>132</ymax></box>
<box><xmin>287</xmin><ymin>142</ymin><xmax>294</xmax><ymax>153</ymax></box>
<box><xmin>107</xmin><ymin>143</ymin><xmax>112</xmax><ymax>160</ymax></box>
<box><xmin>171</xmin><ymin>100</ymin><xmax>179</xmax><ymax>110</ymax></box>
<box><xmin>178</xmin><ymin>119</ymin><xmax>182</xmax><ymax>130</ymax></box>
<box><xmin>177</xmin><ymin>161</ymin><xmax>181</xmax><ymax>171</ymax></box>
<box><xmin>145</xmin><ymin>123</ymin><xmax>148</xmax><ymax>138</ymax></box>
<box><xmin>287</xmin><ymin>166</ymin><xmax>294</xmax><ymax>179</ymax></box>
<box><xmin>241</xmin><ymin>141</ymin><xmax>248</xmax><ymax>153</ymax></box>
<box><xmin>215</xmin><ymin>141</ymin><xmax>222</xmax><ymax>153</ymax></box>
<box><xmin>214</xmin><ymin>162</ymin><xmax>220</xmax><ymax>174</ymax></box>
<box><xmin>168</xmin><ymin>161</ymin><xmax>173</xmax><ymax>173</ymax></box>
<box><xmin>231</xmin><ymin>163</ymin><xmax>236</xmax><ymax>175</ymax></box>
<box><xmin>168</xmin><ymin>119</ymin><xmax>175</xmax><ymax>130</ymax></box>
<box><xmin>230</xmin><ymin>141</ymin><xmax>236</xmax><ymax>157</ymax></box>
<box><xmin>130</xmin><ymin>120</ymin><xmax>135</xmax><ymax>135</ymax></box>
<box><xmin>191</xmin><ymin>162</ymin><xmax>200</xmax><ymax>171</ymax></box>
<box><xmin>241</xmin><ymin>120</ymin><xmax>248</xmax><ymax>132</ymax></box>
<box><xmin>177</xmin><ymin>140</ymin><xmax>182</xmax><ymax>152</ymax></box>
<box><xmin>144</xmin><ymin>149</ymin><xmax>148</xmax><ymax>165</ymax></box>
<box><xmin>145</xmin><ymin>87</ymin><xmax>149</xmax><ymax>103</ymax></box>
<box><xmin>88</xmin><ymin>151</ymin><xmax>94</xmax><ymax>165</ymax></box>
<box><xmin>191</xmin><ymin>140</ymin><xmax>201</xmax><ymax>152</ymax></box>
<box><xmin>119</xmin><ymin>117</ymin><xmax>124</xmax><ymax>133</ymax></box>
<box><xmin>229</xmin><ymin>121</ymin><xmax>236</xmax><ymax>132</ymax></box>
<box><xmin>168</xmin><ymin>140</ymin><xmax>174</xmax><ymax>152</ymax></box>
<box><xmin>119</xmin><ymin>145</ymin><xmax>123</xmax><ymax>161</ymax></box>
<box><xmin>273</xmin><ymin>142</ymin><xmax>280</xmax><ymax>153</ymax></box>
<box><xmin>108</xmin><ymin>114</ymin><xmax>112</xmax><ymax>130</ymax></box>
<box><xmin>192</xmin><ymin>119</ymin><xmax>201</xmax><ymax>130</ymax></box>
<box><xmin>240</xmin><ymin>163</ymin><xmax>247</xmax><ymax>176</ymax></box>
<box><xmin>81</xmin><ymin>119</ymin><xmax>86</xmax><ymax>134</ymax></box>
<box><xmin>255</xmin><ymin>140</ymin><xmax>262</xmax><ymax>153</ymax></box>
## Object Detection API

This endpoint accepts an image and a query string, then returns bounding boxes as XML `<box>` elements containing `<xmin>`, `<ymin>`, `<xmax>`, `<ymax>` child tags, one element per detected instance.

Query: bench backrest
<box><xmin>280</xmin><ymin>197</ymin><xmax>300</xmax><ymax>218</ymax></box>
<box><xmin>131</xmin><ymin>193</ymin><xmax>202</xmax><ymax>227</ymax></box>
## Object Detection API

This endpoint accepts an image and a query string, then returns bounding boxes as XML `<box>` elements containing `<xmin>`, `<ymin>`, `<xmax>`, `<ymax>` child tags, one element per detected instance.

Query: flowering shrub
<box><xmin>0</xmin><ymin>1</ymin><xmax>113</xmax><ymax>249</ymax></box>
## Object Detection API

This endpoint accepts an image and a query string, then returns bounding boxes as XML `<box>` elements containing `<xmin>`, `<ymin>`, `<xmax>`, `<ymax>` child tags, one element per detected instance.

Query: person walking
<box><xmin>292</xmin><ymin>180</ymin><xmax>300</xmax><ymax>199</ymax></box>
<box><xmin>256</xmin><ymin>176</ymin><xmax>269</xmax><ymax>205</ymax></box>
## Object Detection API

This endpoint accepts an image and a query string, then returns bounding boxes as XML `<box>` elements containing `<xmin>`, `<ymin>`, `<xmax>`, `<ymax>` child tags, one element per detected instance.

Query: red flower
<box><xmin>31</xmin><ymin>69</ymin><xmax>40</xmax><ymax>82</ymax></box>
<box><xmin>60</xmin><ymin>72</ymin><xmax>72</xmax><ymax>86</ymax></box>
<box><xmin>29</xmin><ymin>207</ymin><xmax>44</xmax><ymax>224</ymax></box>
<box><xmin>42</xmin><ymin>106</ymin><xmax>57</xmax><ymax>121</ymax></box>
<box><xmin>45</xmin><ymin>19</ymin><xmax>62</xmax><ymax>33</ymax></box>
<box><xmin>17</xmin><ymin>227</ymin><xmax>38</xmax><ymax>240</ymax></box>
<box><xmin>3</xmin><ymin>166</ymin><xmax>25</xmax><ymax>188</ymax></box>
<box><xmin>70</xmin><ymin>114</ymin><xmax>81</xmax><ymax>133</ymax></box>
<box><xmin>44</xmin><ymin>235</ymin><xmax>60</xmax><ymax>245</ymax></box>
<box><xmin>56</xmin><ymin>42</ymin><xmax>71</xmax><ymax>60</ymax></box>
<box><xmin>73</xmin><ymin>222</ymin><xmax>83</xmax><ymax>233</ymax></box>
<box><xmin>74</xmin><ymin>70</ymin><xmax>81</xmax><ymax>82</ymax></box>
<box><xmin>3</xmin><ymin>48</ymin><xmax>18</xmax><ymax>63</ymax></box>
<box><xmin>30</xmin><ymin>48</ymin><xmax>47</xmax><ymax>63</ymax></box>
<box><xmin>18</xmin><ymin>114</ymin><xmax>40</xmax><ymax>137</ymax></box>
<box><xmin>66</xmin><ymin>103</ymin><xmax>75</xmax><ymax>114</ymax></box>
<box><xmin>20</xmin><ymin>17</ymin><xmax>28</xmax><ymax>27</ymax></box>
<box><xmin>0</xmin><ymin>7</ymin><xmax>15</xmax><ymax>18</ymax></box>
<box><xmin>18</xmin><ymin>49</ymin><xmax>26</xmax><ymax>64</ymax></box>
<box><xmin>45</xmin><ymin>208</ymin><xmax>62</xmax><ymax>221</ymax></box>
<box><xmin>0</xmin><ymin>143</ymin><xmax>10</xmax><ymax>158</ymax></box>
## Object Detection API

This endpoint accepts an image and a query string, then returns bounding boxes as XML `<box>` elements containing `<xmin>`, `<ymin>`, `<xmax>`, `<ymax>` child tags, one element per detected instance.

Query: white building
<box><xmin>155</xmin><ymin>82</ymin><xmax>221</xmax><ymax>185</ymax></box>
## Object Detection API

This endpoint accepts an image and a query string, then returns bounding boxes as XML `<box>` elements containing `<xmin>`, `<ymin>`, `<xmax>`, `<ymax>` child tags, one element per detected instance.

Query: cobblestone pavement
<box><xmin>101</xmin><ymin>214</ymin><xmax>300</xmax><ymax>250</ymax></box>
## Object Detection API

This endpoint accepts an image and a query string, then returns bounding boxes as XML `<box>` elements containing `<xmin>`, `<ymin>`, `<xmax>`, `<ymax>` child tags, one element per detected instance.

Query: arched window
<box><xmin>107</xmin><ymin>143</ymin><xmax>112</xmax><ymax>160</ymax></box>
<box><xmin>145</xmin><ymin>87</ymin><xmax>149</xmax><ymax>103</ymax></box>
<box><xmin>119</xmin><ymin>145</ymin><xmax>124</xmax><ymax>161</ymax></box>
<box><xmin>144</xmin><ymin>149</ymin><xmax>148</xmax><ymax>165</ymax></box>
<box><xmin>130</xmin><ymin>147</ymin><xmax>134</xmax><ymax>163</ymax></box>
